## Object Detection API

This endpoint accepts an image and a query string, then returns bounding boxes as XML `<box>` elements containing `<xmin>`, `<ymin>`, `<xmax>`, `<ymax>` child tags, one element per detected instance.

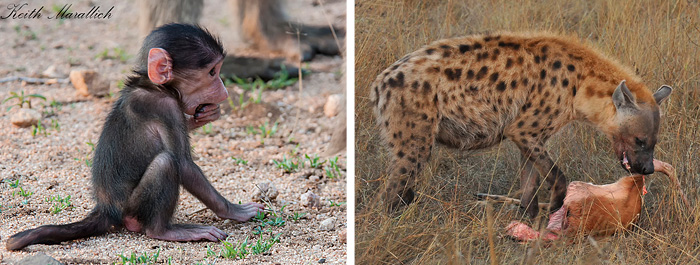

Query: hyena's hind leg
<box><xmin>378</xmin><ymin>105</ymin><xmax>439</xmax><ymax>211</ymax></box>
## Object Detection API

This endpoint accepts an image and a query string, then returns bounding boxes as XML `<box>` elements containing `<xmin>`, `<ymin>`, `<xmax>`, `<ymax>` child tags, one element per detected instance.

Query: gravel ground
<box><xmin>0</xmin><ymin>0</ymin><xmax>347</xmax><ymax>264</ymax></box>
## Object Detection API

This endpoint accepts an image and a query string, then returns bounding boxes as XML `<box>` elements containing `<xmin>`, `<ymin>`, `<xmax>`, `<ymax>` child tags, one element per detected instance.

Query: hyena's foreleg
<box><xmin>519</xmin><ymin>156</ymin><xmax>541</xmax><ymax>218</ymax></box>
<box><xmin>511</xmin><ymin>137</ymin><xmax>568</xmax><ymax>217</ymax></box>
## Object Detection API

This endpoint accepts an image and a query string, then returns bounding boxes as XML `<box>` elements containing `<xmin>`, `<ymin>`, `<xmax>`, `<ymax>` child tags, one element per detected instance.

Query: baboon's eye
<box><xmin>209</xmin><ymin>67</ymin><xmax>216</xmax><ymax>76</ymax></box>
<box><xmin>635</xmin><ymin>137</ymin><xmax>646</xmax><ymax>148</ymax></box>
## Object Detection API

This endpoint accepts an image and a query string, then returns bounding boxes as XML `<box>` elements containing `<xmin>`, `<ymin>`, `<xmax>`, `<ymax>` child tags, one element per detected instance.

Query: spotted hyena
<box><xmin>370</xmin><ymin>32</ymin><xmax>672</xmax><ymax>217</ymax></box>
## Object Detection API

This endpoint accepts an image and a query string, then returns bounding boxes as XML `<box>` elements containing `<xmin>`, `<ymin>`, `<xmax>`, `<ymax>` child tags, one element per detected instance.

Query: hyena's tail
<box><xmin>6</xmin><ymin>205</ymin><xmax>120</xmax><ymax>251</ymax></box>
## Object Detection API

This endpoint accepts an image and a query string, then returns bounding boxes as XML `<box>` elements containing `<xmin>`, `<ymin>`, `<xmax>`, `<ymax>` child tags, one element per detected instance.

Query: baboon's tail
<box><xmin>6</xmin><ymin>206</ymin><xmax>120</xmax><ymax>251</ymax></box>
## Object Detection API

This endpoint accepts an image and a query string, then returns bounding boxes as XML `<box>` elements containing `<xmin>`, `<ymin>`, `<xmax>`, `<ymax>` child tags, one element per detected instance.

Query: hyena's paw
<box><xmin>382</xmin><ymin>181</ymin><xmax>415</xmax><ymax>212</ymax></box>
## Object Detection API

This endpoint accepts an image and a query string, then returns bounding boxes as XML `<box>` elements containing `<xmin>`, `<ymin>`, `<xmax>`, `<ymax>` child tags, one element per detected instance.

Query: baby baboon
<box><xmin>7</xmin><ymin>24</ymin><xmax>264</xmax><ymax>251</ymax></box>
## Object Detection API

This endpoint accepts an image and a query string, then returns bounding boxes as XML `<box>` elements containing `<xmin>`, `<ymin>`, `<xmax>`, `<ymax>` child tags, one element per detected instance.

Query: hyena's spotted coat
<box><xmin>370</xmin><ymin>32</ymin><xmax>672</xmax><ymax>216</ymax></box>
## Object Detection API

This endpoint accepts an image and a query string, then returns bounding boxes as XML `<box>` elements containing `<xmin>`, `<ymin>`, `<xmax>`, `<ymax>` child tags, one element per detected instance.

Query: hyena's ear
<box><xmin>612</xmin><ymin>80</ymin><xmax>637</xmax><ymax>110</ymax></box>
<box><xmin>653</xmin><ymin>85</ymin><xmax>672</xmax><ymax>105</ymax></box>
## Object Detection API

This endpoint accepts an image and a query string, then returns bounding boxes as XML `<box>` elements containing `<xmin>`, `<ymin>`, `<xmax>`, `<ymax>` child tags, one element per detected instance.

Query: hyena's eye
<box><xmin>635</xmin><ymin>137</ymin><xmax>646</xmax><ymax>148</ymax></box>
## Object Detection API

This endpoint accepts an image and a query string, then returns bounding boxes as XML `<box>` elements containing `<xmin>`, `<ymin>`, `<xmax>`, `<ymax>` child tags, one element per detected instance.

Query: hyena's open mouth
<box><xmin>622</xmin><ymin>151</ymin><xmax>631</xmax><ymax>171</ymax></box>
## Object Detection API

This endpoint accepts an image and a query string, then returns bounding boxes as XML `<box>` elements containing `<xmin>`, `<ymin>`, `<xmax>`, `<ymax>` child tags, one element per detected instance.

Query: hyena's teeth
<box><xmin>622</xmin><ymin>152</ymin><xmax>631</xmax><ymax>170</ymax></box>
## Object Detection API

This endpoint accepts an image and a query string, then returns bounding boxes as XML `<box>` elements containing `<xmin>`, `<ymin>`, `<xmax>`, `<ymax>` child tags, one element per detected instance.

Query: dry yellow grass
<box><xmin>355</xmin><ymin>0</ymin><xmax>700</xmax><ymax>264</ymax></box>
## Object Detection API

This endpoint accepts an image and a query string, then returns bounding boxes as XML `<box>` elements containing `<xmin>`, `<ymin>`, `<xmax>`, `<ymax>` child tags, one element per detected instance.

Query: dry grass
<box><xmin>354</xmin><ymin>0</ymin><xmax>700</xmax><ymax>264</ymax></box>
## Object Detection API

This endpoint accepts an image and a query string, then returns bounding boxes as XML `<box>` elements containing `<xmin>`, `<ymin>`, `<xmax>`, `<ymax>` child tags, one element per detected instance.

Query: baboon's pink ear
<box><xmin>147</xmin><ymin>48</ymin><xmax>173</xmax><ymax>85</ymax></box>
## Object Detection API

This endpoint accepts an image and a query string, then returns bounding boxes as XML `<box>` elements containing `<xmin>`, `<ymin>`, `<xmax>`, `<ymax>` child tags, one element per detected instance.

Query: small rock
<box><xmin>323</xmin><ymin>94</ymin><xmax>342</xmax><ymax>117</ymax></box>
<box><xmin>292</xmin><ymin>169</ymin><xmax>322</xmax><ymax>179</ymax></box>
<box><xmin>17</xmin><ymin>252</ymin><xmax>63</xmax><ymax>265</ymax></box>
<box><xmin>318</xmin><ymin>258</ymin><xmax>326</xmax><ymax>263</ymax></box>
<box><xmin>319</xmin><ymin>217</ymin><xmax>336</xmax><ymax>231</ymax></box>
<box><xmin>252</xmin><ymin>182</ymin><xmax>279</xmax><ymax>202</ymax></box>
<box><xmin>301</xmin><ymin>191</ymin><xmax>322</xmax><ymax>208</ymax></box>
<box><xmin>43</xmin><ymin>65</ymin><xmax>66</xmax><ymax>78</ymax></box>
<box><xmin>10</xmin><ymin>108</ymin><xmax>41</xmax><ymax>127</ymax></box>
<box><xmin>70</xmin><ymin>69</ymin><xmax>110</xmax><ymax>97</ymax></box>
<box><xmin>338</xmin><ymin>229</ymin><xmax>347</xmax><ymax>243</ymax></box>
<box><xmin>309</xmin><ymin>175</ymin><xmax>320</xmax><ymax>182</ymax></box>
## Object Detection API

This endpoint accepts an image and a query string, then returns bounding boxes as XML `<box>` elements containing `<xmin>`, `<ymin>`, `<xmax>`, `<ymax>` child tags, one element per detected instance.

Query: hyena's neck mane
<box><xmin>552</xmin><ymin>34</ymin><xmax>658</xmax><ymax>133</ymax></box>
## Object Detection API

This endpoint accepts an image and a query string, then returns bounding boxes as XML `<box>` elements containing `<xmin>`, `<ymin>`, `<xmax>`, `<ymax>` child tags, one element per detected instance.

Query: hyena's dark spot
<box><xmin>517</xmin><ymin>121</ymin><xmax>525</xmax><ymax>128</ymax></box>
<box><xmin>440</xmin><ymin>44</ymin><xmax>451</xmax><ymax>49</ymax></box>
<box><xmin>459</xmin><ymin>44</ymin><xmax>472</xmax><ymax>53</ymax></box>
<box><xmin>552</xmin><ymin>60</ymin><xmax>562</xmax><ymax>70</ymax></box>
<box><xmin>568</xmin><ymin>54</ymin><xmax>583</xmax><ymax>61</ymax></box>
<box><xmin>469</xmin><ymin>86</ymin><xmax>479</xmax><ymax>92</ymax></box>
<box><xmin>490</xmin><ymin>72</ymin><xmax>499</xmax><ymax>83</ymax></box>
<box><xmin>562</xmin><ymin>78</ymin><xmax>569</xmax><ymax>87</ymax></box>
<box><xmin>426</xmin><ymin>48</ymin><xmax>436</xmax><ymax>55</ymax></box>
<box><xmin>477</xmin><ymin>52</ymin><xmax>489</xmax><ymax>61</ymax></box>
<box><xmin>388</xmin><ymin>72</ymin><xmax>405</xmax><ymax>88</ymax></box>
<box><xmin>496</xmin><ymin>81</ymin><xmax>506</xmax><ymax>92</ymax></box>
<box><xmin>498</xmin><ymin>41</ymin><xmax>521</xmax><ymax>50</ymax></box>
<box><xmin>397</xmin><ymin>151</ymin><xmax>405</xmax><ymax>158</ymax></box>
<box><xmin>511</xmin><ymin>80</ymin><xmax>518</xmax><ymax>89</ymax></box>
<box><xmin>522</xmin><ymin>78</ymin><xmax>529</xmax><ymax>86</ymax></box>
<box><xmin>444</xmin><ymin>68</ymin><xmax>462</xmax><ymax>81</ymax></box>
<box><xmin>422</xmin><ymin>81</ymin><xmax>431</xmax><ymax>93</ymax></box>
<box><xmin>541</xmin><ymin>45</ymin><xmax>549</xmax><ymax>54</ymax></box>
<box><xmin>567</xmin><ymin>64</ymin><xmax>576</xmax><ymax>72</ymax></box>
<box><xmin>517</xmin><ymin>56</ymin><xmax>524</xmax><ymax>65</ymax></box>
<box><xmin>443</xmin><ymin>51</ymin><xmax>451</xmax><ymax>58</ymax></box>
<box><xmin>427</xmin><ymin>67</ymin><xmax>440</xmax><ymax>74</ymax></box>
<box><xmin>491</xmin><ymin>49</ymin><xmax>500</xmax><ymax>60</ymax></box>
<box><xmin>572</xmin><ymin>86</ymin><xmax>577</xmax><ymax>96</ymax></box>
<box><xmin>476</xmin><ymin>66</ymin><xmax>488</xmax><ymax>80</ymax></box>
<box><xmin>466</xmin><ymin>69</ymin><xmax>475</xmax><ymax>79</ymax></box>
<box><xmin>506</xmin><ymin>58</ymin><xmax>513</xmax><ymax>69</ymax></box>
<box><xmin>550</xmin><ymin>77</ymin><xmax>557</xmax><ymax>86</ymax></box>
<box><xmin>535</xmin><ymin>56</ymin><xmax>541</xmax><ymax>64</ymax></box>
<box><xmin>540</xmin><ymin>69</ymin><xmax>547</xmax><ymax>79</ymax></box>
<box><xmin>473</xmin><ymin>42</ymin><xmax>483</xmax><ymax>49</ymax></box>
<box><xmin>373</xmin><ymin>86</ymin><xmax>379</xmax><ymax>104</ymax></box>
<box><xmin>544</xmin><ymin>106</ymin><xmax>551</xmax><ymax>114</ymax></box>
<box><xmin>411</xmin><ymin>81</ymin><xmax>419</xmax><ymax>89</ymax></box>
